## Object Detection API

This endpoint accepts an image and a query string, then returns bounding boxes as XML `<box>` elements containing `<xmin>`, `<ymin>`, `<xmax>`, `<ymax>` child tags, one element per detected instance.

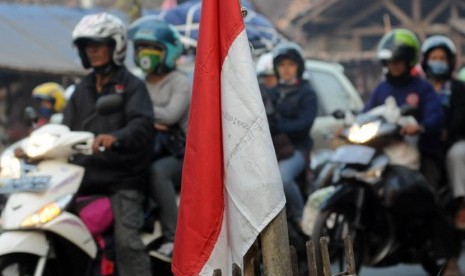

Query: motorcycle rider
<box><xmin>421</xmin><ymin>36</ymin><xmax>465</xmax><ymax>233</ymax></box>
<box><xmin>31</xmin><ymin>82</ymin><xmax>66</xmax><ymax>126</ymax></box>
<box><xmin>267</xmin><ymin>42</ymin><xmax>318</xmax><ymax>229</ymax></box>
<box><xmin>131</xmin><ymin>19</ymin><xmax>190</xmax><ymax>262</ymax></box>
<box><xmin>365</xmin><ymin>29</ymin><xmax>459</xmax><ymax>276</ymax></box>
<box><xmin>364</xmin><ymin>29</ymin><xmax>444</xmax><ymax>186</ymax></box>
<box><xmin>256</xmin><ymin>52</ymin><xmax>278</xmax><ymax>90</ymax></box>
<box><xmin>63</xmin><ymin>13</ymin><xmax>153</xmax><ymax>276</ymax></box>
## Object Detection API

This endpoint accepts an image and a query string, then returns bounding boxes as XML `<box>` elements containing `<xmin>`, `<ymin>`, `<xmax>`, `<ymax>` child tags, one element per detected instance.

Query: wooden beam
<box><xmin>336</xmin><ymin>25</ymin><xmax>386</xmax><ymax>36</ymax></box>
<box><xmin>382</xmin><ymin>0</ymin><xmax>413</xmax><ymax>26</ymax></box>
<box><xmin>425</xmin><ymin>24</ymin><xmax>451</xmax><ymax>33</ymax></box>
<box><xmin>332</xmin><ymin>1</ymin><xmax>383</xmax><ymax>35</ymax></box>
<box><xmin>295</xmin><ymin>0</ymin><xmax>341</xmax><ymax>26</ymax></box>
<box><xmin>311</xmin><ymin>16</ymin><xmax>340</xmax><ymax>24</ymax></box>
<box><xmin>424</xmin><ymin>0</ymin><xmax>451</xmax><ymax>24</ymax></box>
<box><xmin>451</xmin><ymin>1</ymin><xmax>459</xmax><ymax>19</ymax></box>
<box><xmin>456</xmin><ymin>0</ymin><xmax>465</xmax><ymax>12</ymax></box>
<box><xmin>412</xmin><ymin>0</ymin><xmax>421</xmax><ymax>23</ymax></box>
<box><xmin>339</xmin><ymin>1</ymin><xmax>383</xmax><ymax>28</ymax></box>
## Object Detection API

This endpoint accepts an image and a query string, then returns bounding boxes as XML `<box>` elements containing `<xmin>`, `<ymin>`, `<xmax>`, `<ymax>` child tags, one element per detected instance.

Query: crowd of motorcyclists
<box><xmin>2</xmin><ymin>8</ymin><xmax>465</xmax><ymax>276</ymax></box>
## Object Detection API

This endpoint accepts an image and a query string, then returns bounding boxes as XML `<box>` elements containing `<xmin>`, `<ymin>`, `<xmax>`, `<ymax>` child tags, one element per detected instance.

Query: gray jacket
<box><xmin>146</xmin><ymin>70</ymin><xmax>191</xmax><ymax>133</ymax></box>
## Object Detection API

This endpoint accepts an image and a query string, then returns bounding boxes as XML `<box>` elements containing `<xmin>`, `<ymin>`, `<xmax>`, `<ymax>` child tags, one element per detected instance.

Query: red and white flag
<box><xmin>171</xmin><ymin>0</ymin><xmax>286</xmax><ymax>275</ymax></box>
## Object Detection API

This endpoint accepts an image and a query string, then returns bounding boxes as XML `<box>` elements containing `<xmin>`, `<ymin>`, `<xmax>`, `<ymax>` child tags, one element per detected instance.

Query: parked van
<box><xmin>304</xmin><ymin>60</ymin><xmax>364</xmax><ymax>150</ymax></box>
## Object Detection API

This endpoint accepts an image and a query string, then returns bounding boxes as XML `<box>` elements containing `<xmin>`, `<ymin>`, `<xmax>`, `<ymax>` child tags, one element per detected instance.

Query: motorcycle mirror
<box><xmin>332</xmin><ymin>109</ymin><xmax>346</xmax><ymax>120</ymax></box>
<box><xmin>96</xmin><ymin>94</ymin><xmax>123</xmax><ymax>115</ymax></box>
<box><xmin>23</xmin><ymin>106</ymin><xmax>38</xmax><ymax>126</ymax></box>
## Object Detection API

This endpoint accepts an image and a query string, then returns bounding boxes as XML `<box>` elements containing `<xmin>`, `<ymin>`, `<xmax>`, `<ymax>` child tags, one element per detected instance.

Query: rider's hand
<box><xmin>400</xmin><ymin>124</ymin><xmax>423</xmax><ymax>136</ymax></box>
<box><xmin>93</xmin><ymin>134</ymin><xmax>117</xmax><ymax>152</ymax></box>
<box><xmin>154</xmin><ymin>123</ymin><xmax>169</xmax><ymax>131</ymax></box>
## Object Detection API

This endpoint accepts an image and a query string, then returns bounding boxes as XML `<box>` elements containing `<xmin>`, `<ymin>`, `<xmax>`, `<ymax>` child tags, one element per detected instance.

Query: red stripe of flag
<box><xmin>172</xmin><ymin>0</ymin><xmax>245</xmax><ymax>275</ymax></box>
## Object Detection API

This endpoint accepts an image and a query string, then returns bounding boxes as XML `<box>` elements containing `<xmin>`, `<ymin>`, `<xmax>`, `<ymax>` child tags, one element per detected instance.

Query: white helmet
<box><xmin>72</xmin><ymin>12</ymin><xmax>127</xmax><ymax>69</ymax></box>
<box><xmin>255</xmin><ymin>52</ymin><xmax>274</xmax><ymax>76</ymax></box>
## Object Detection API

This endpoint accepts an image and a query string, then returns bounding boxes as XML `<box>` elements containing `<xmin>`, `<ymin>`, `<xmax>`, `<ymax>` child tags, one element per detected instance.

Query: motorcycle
<box><xmin>303</xmin><ymin>97</ymin><xmax>455</xmax><ymax>275</ymax></box>
<box><xmin>0</xmin><ymin>95</ymin><xmax>168</xmax><ymax>276</ymax></box>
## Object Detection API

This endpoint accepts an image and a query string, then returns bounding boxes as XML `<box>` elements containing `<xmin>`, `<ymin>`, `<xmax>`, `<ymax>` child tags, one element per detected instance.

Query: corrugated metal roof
<box><xmin>0</xmin><ymin>4</ymin><xmax>127</xmax><ymax>75</ymax></box>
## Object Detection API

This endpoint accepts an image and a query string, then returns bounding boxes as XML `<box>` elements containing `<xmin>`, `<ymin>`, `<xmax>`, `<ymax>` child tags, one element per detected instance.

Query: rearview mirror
<box><xmin>332</xmin><ymin>109</ymin><xmax>346</xmax><ymax>120</ymax></box>
<box><xmin>96</xmin><ymin>94</ymin><xmax>123</xmax><ymax>115</ymax></box>
<box><xmin>23</xmin><ymin>106</ymin><xmax>38</xmax><ymax>126</ymax></box>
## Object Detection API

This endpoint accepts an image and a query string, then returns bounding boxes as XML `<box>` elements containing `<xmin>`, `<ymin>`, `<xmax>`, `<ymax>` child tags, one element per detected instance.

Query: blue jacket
<box><xmin>364</xmin><ymin>77</ymin><xmax>444</xmax><ymax>155</ymax></box>
<box><xmin>268</xmin><ymin>80</ymin><xmax>318</xmax><ymax>152</ymax></box>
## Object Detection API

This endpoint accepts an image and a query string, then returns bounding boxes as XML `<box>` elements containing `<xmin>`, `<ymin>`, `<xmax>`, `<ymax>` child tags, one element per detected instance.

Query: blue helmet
<box><xmin>130</xmin><ymin>19</ymin><xmax>183</xmax><ymax>74</ymax></box>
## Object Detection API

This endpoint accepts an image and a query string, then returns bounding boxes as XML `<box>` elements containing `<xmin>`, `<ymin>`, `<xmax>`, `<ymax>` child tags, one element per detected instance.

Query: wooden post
<box><xmin>232</xmin><ymin>263</ymin><xmax>242</xmax><ymax>276</ymax></box>
<box><xmin>290</xmin><ymin>246</ymin><xmax>299</xmax><ymax>276</ymax></box>
<box><xmin>260</xmin><ymin>209</ymin><xmax>292</xmax><ymax>276</ymax></box>
<box><xmin>243</xmin><ymin>241</ymin><xmax>259</xmax><ymax>276</ymax></box>
<box><xmin>344</xmin><ymin>236</ymin><xmax>356</xmax><ymax>275</ymax></box>
<box><xmin>320</xmin><ymin>237</ymin><xmax>332</xmax><ymax>276</ymax></box>
<box><xmin>306</xmin><ymin>241</ymin><xmax>318</xmax><ymax>276</ymax></box>
<box><xmin>213</xmin><ymin>269</ymin><xmax>222</xmax><ymax>276</ymax></box>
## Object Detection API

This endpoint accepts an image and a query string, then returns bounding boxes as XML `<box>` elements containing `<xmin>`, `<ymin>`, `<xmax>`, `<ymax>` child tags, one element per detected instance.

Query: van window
<box><xmin>306</xmin><ymin>70</ymin><xmax>351</xmax><ymax>116</ymax></box>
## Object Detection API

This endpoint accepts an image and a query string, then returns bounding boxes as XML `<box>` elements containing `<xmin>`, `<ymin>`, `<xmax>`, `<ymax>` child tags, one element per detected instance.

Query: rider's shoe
<box><xmin>149</xmin><ymin>240</ymin><xmax>174</xmax><ymax>263</ymax></box>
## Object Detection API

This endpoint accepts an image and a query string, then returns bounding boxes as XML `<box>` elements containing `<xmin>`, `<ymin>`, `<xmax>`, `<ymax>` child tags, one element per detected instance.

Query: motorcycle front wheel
<box><xmin>0</xmin><ymin>254</ymin><xmax>38</xmax><ymax>276</ymax></box>
<box><xmin>311</xmin><ymin>208</ymin><xmax>365</xmax><ymax>275</ymax></box>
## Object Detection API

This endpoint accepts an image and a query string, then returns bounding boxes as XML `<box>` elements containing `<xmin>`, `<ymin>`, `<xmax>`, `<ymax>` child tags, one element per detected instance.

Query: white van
<box><xmin>304</xmin><ymin>60</ymin><xmax>364</xmax><ymax>150</ymax></box>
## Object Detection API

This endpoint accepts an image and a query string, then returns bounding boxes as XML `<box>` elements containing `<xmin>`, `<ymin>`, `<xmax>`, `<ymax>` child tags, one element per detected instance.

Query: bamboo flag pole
<box><xmin>260</xmin><ymin>209</ymin><xmax>292</xmax><ymax>276</ymax></box>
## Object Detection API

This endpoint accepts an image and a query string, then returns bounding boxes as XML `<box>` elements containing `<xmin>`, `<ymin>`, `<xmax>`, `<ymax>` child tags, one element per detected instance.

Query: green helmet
<box><xmin>377</xmin><ymin>29</ymin><xmax>420</xmax><ymax>67</ymax></box>
<box><xmin>458</xmin><ymin>67</ymin><xmax>465</xmax><ymax>82</ymax></box>
<box><xmin>130</xmin><ymin>19</ymin><xmax>183</xmax><ymax>74</ymax></box>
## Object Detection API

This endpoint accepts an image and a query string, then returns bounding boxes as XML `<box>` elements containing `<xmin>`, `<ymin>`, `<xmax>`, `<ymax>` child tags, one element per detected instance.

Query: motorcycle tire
<box><xmin>311</xmin><ymin>208</ymin><xmax>364</xmax><ymax>275</ymax></box>
<box><xmin>0</xmin><ymin>253</ymin><xmax>38</xmax><ymax>276</ymax></box>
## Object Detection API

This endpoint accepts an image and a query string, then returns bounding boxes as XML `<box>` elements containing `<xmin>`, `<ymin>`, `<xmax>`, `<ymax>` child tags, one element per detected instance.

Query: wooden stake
<box><xmin>344</xmin><ymin>236</ymin><xmax>356</xmax><ymax>275</ymax></box>
<box><xmin>290</xmin><ymin>246</ymin><xmax>299</xmax><ymax>276</ymax></box>
<box><xmin>243</xmin><ymin>240</ymin><xmax>259</xmax><ymax>276</ymax></box>
<box><xmin>232</xmin><ymin>263</ymin><xmax>242</xmax><ymax>276</ymax></box>
<box><xmin>213</xmin><ymin>269</ymin><xmax>222</xmax><ymax>276</ymax></box>
<box><xmin>320</xmin><ymin>237</ymin><xmax>332</xmax><ymax>276</ymax></box>
<box><xmin>306</xmin><ymin>240</ymin><xmax>318</xmax><ymax>276</ymax></box>
<box><xmin>260</xmin><ymin>209</ymin><xmax>292</xmax><ymax>276</ymax></box>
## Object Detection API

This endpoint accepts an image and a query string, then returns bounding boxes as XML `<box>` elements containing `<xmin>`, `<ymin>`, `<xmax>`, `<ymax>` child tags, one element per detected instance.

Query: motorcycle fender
<box><xmin>0</xmin><ymin>231</ymin><xmax>49</xmax><ymax>256</ymax></box>
<box><xmin>44</xmin><ymin>212</ymin><xmax>97</xmax><ymax>258</ymax></box>
<box><xmin>319</xmin><ymin>184</ymin><xmax>361</xmax><ymax>211</ymax></box>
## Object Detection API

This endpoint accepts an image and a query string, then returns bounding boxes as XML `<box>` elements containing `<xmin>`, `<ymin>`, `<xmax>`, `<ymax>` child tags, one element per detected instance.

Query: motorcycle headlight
<box><xmin>0</xmin><ymin>153</ymin><xmax>21</xmax><ymax>179</ymax></box>
<box><xmin>348</xmin><ymin>121</ymin><xmax>381</xmax><ymax>144</ymax></box>
<box><xmin>21</xmin><ymin>194</ymin><xmax>73</xmax><ymax>228</ymax></box>
<box><xmin>23</xmin><ymin>133</ymin><xmax>58</xmax><ymax>159</ymax></box>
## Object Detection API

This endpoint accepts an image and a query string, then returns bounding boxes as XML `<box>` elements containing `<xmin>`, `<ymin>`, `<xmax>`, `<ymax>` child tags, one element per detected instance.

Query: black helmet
<box><xmin>377</xmin><ymin>29</ymin><xmax>420</xmax><ymax>68</ymax></box>
<box><xmin>272</xmin><ymin>42</ymin><xmax>305</xmax><ymax>79</ymax></box>
<box><xmin>421</xmin><ymin>35</ymin><xmax>456</xmax><ymax>77</ymax></box>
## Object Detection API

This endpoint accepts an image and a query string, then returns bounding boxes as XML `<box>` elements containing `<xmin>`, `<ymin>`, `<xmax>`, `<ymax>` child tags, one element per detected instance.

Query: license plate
<box><xmin>0</xmin><ymin>176</ymin><xmax>51</xmax><ymax>194</ymax></box>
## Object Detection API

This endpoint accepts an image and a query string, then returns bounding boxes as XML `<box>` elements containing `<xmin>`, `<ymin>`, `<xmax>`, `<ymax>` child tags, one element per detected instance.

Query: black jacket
<box><xmin>445</xmin><ymin>79</ymin><xmax>465</xmax><ymax>146</ymax></box>
<box><xmin>268</xmin><ymin>80</ymin><xmax>318</xmax><ymax>152</ymax></box>
<box><xmin>63</xmin><ymin>66</ymin><xmax>154</xmax><ymax>195</ymax></box>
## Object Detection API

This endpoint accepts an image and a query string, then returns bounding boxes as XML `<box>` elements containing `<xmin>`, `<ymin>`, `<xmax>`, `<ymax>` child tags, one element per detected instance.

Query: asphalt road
<box><xmin>356</xmin><ymin>247</ymin><xmax>465</xmax><ymax>275</ymax></box>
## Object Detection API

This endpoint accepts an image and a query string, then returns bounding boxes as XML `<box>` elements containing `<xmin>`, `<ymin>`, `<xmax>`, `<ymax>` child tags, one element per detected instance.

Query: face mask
<box><xmin>39</xmin><ymin>107</ymin><xmax>53</xmax><ymax>119</ymax></box>
<box><xmin>136</xmin><ymin>48</ymin><xmax>163</xmax><ymax>74</ymax></box>
<box><xmin>428</xmin><ymin>61</ymin><xmax>449</xmax><ymax>76</ymax></box>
